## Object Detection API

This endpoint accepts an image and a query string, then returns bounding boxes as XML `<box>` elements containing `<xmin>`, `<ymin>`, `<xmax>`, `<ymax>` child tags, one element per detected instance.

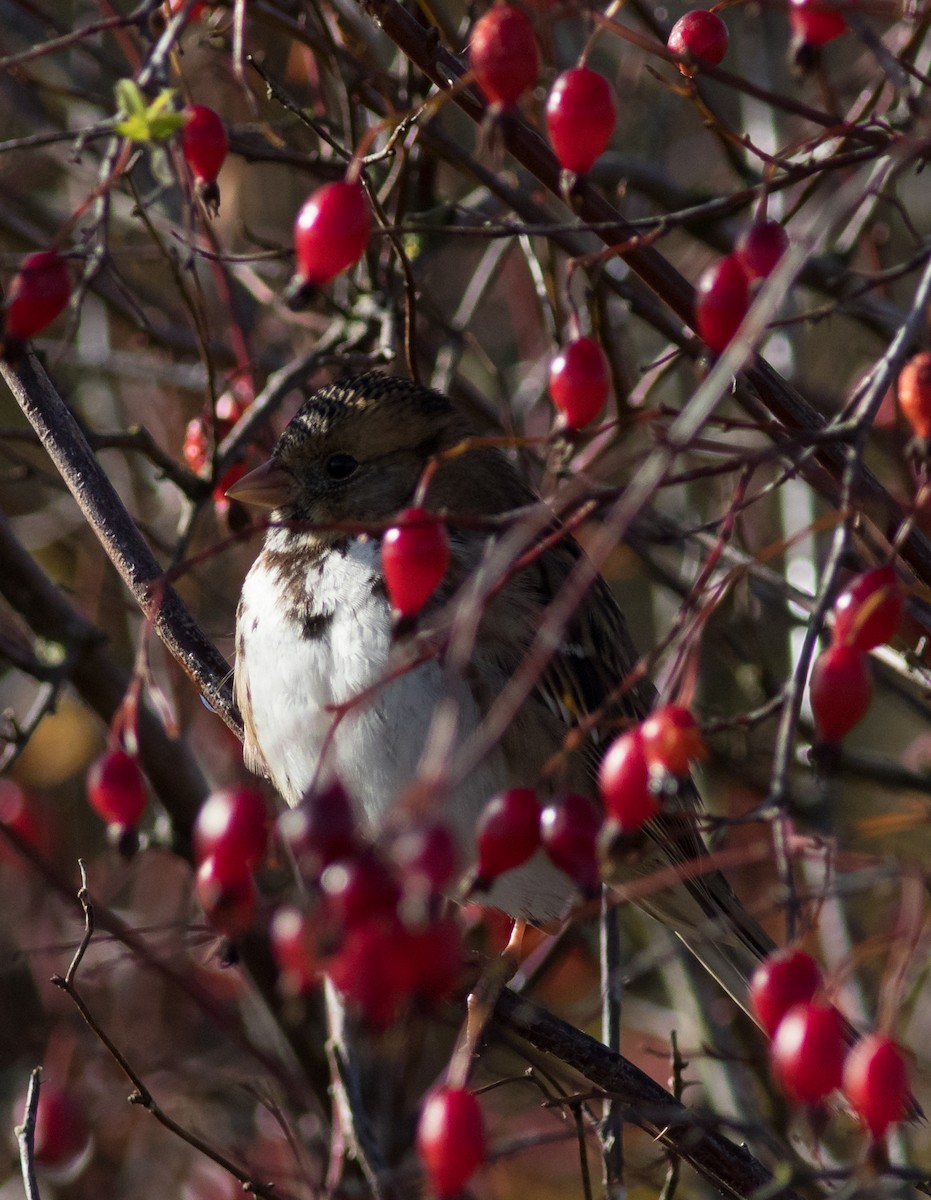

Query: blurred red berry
<box><xmin>294</xmin><ymin>180</ymin><xmax>371</xmax><ymax>286</ymax></box>
<box><xmin>381</xmin><ymin>507</ymin><xmax>450</xmax><ymax>616</ymax></box>
<box><xmin>749</xmin><ymin>948</ymin><xmax>822</xmax><ymax>1037</ymax></box>
<box><xmin>667</xmin><ymin>10</ymin><xmax>729</xmax><ymax>65</ymax></box>
<box><xmin>640</xmin><ymin>704</ymin><xmax>707</xmax><ymax>776</ymax></box>
<box><xmin>474</xmin><ymin>787</ymin><xmax>541</xmax><ymax>884</ymax></box>
<box><xmin>0</xmin><ymin>779</ymin><xmax>44</xmax><ymax>854</ymax></box>
<box><xmin>276</xmin><ymin>780</ymin><xmax>358</xmax><ymax>882</ymax></box>
<box><xmin>469</xmin><ymin>4</ymin><xmax>539</xmax><ymax>109</ymax></box>
<box><xmin>843</xmin><ymin>1034</ymin><xmax>910</xmax><ymax>1139</ymax></box>
<box><xmin>193</xmin><ymin>787</ymin><xmax>269</xmax><ymax>880</ymax></box>
<box><xmin>326</xmin><ymin>916</ymin><xmax>411</xmax><ymax>1026</ymax></box>
<box><xmin>23</xmin><ymin>1085</ymin><xmax>92</xmax><ymax>1178</ymax></box>
<box><xmin>321</xmin><ymin>850</ymin><xmax>401</xmax><ymax>930</ymax></box>
<box><xmin>899</xmin><ymin>351</ymin><xmax>931</xmax><ymax>440</ymax></box>
<box><xmin>417</xmin><ymin>1086</ymin><xmax>487</xmax><ymax>1198</ymax></box>
<box><xmin>549</xmin><ymin>336</ymin><xmax>610</xmax><ymax>429</ymax></box>
<box><xmin>270</xmin><ymin>904</ymin><xmax>326</xmax><ymax>994</ymax></box>
<box><xmin>4</xmin><ymin>250</ymin><xmax>71</xmax><ymax>343</ymax></box>
<box><xmin>540</xmin><ymin>792</ymin><xmax>600</xmax><ymax>892</ymax></box>
<box><xmin>598</xmin><ymin>731</ymin><xmax>658</xmax><ymax>831</ymax></box>
<box><xmin>86</xmin><ymin>749</ymin><xmax>147</xmax><ymax>828</ymax></box>
<box><xmin>832</xmin><ymin>564</ymin><xmax>903</xmax><ymax>651</ymax></box>
<box><xmin>736</xmin><ymin>219</ymin><xmax>789</xmax><ymax>281</ymax></box>
<box><xmin>195</xmin><ymin>855</ymin><xmax>256</xmax><ymax>938</ymax></box>
<box><xmin>390</xmin><ymin>821</ymin><xmax>459</xmax><ymax>896</ymax></box>
<box><xmin>809</xmin><ymin>644</ymin><xmax>872</xmax><ymax>743</ymax></box>
<box><xmin>404</xmin><ymin>914</ymin><xmax>464</xmax><ymax>1001</ymax></box>
<box><xmin>770</xmin><ymin>1001</ymin><xmax>846</xmax><ymax>1104</ymax></box>
<box><xmin>789</xmin><ymin>0</ymin><xmax>847</xmax><ymax>44</ymax></box>
<box><xmin>695</xmin><ymin>255</ymin><xmax>749</xmax><ymax>353</ymax></box>
<box><xmin>545</xmin><ymin>67</ymin><xmax>616</xmax><ymax>174</ymax></box>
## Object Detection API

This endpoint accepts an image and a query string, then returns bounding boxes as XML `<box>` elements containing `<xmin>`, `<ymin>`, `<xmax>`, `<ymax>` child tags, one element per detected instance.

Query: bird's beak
<box><xmin>225</xmin><ymin>458</ymin><xmax>293</xmax><ymax>509</ymax></box>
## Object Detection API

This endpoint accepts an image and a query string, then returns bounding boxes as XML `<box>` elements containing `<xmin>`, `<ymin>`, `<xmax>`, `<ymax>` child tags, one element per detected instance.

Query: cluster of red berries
<box><xmin>192</xmin><ymin>786</ymin><xmax>270</xmax><ymax>939</ymax></box>
<box><xmin>809</xmin><ymin>563</ymin><xmax>903</xmax><ymax>744</ymax></box>
<box><xmin>695</xmin><ymin>219</ymin><xmax>790</xmax><ymax>353</ymax></box>
<box><xmin>469</xmin><ymin>705</ymin><xmax>705</xmax><ymax>898</ymax></box>
<box><xmin>750</xmin><ymin>948</ymin><xmax>910</xmax><ymax>1140</ymax></box>
<box><xmin>272</xmin><ymin>782</ymin><xmax>464</xmax><ymax>1026</ymax></box>
<box><xmin>182</xmin><ymin>390</ymin><xmax>248</xmax><ymax>512</ymax></box>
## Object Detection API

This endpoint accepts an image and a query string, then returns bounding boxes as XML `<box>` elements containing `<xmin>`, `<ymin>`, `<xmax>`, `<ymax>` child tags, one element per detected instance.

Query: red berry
<box><xmin>735</xmin><ymin>220</ymin><xmax>789</xmax><ymax>281</ymax></box>
<box><xmin>545</xmin><ymin>67</ymin><xmax>616</xmax><ymax>174</ymax></box>
<box><xmin>166</xmin><ymin>0</ymin><xmax>207</xmax><ymax>18</ymax></box>
<box><xmin>469</xmin><ymin>4</ymin><xmax>539</xmax><ymax>109</ymax></box>
<box><xmin>0</xmin><ymin>779</ymin><xmax>44</xmax><ymax>853</ymax></box>
<box><xmin>695</xmin><ymin>255</ymin><xmax>749</xmax><ymax>354</ymax></box>
<box><xmin>390</xmin><ymin>821</ymin><xmax>459</xmax><ymax>896</ymax></box>
<box><xmin>404</xmin><ymin>913</ymin><xmax>464</xmax><ymax>1001</ymax></box>
<box><xmin>195</xmin><ymin>855</ymin><xmax>256</xmax><ymax>937</ymax></box>
<box><xmin>539</xmin><ymin>792</ymin><xmax>600</xmax><ymax>892</ymax></box>
<box><xmin>843</xmin><ymin>1034</ymin><xmax>910</xmax><ymax>1139</ymax></box>
<box><xmin>770</xmin><ymin>1000</ymin><xmax>846</xmax><ymax>1104</ymax></box>
<box><xmin>294</xmin><ymin>180</ymin><xmax>371</xmax><ymax>286</ymax></box>
<box><xmin>640</xmin><ymin>704</ymin><xmax>707</xmax><ymax>776</ymax></box>
<box><xmin>276</xmin><ymin>780</ymin><xmax>358</xmax><ymax>881</ymax></box>
<box><xmin>789</xmin><ymin>0</ymin><xmax>847</xmax><ymax>44</ymax></box>
<box><xmin>326</xmin><ymin>916</ymin><xmax>412</xmax><ymax>1026</ymax></box>
<box><xmin>549</xmin><ymin>336</ymin><xmax>610</xmax><ymax>428</ymax></box>
<box><xmin>474</xmin><ymin>788</ymin><xmax>541</xmax><ymax>883</ymax></box>
<box><xmin>181</xmin><ymin>105</ymin><xmax>228</xmax><ymax>184</ymax></box>
<box><xmin>809</xmin><ymin>644</ymin><xmax>872</xmax><ymax>743</ymax></box>
<box><xmin>270</xmin><ymin>904</ymin><xmax>326</xmax><ymax>994</ymax></box>
<box><xmin>597</xmin><ymin>732</ymin><xmax>659</xmax><ymax>831</ymax></box>
<box><xmin>4</xmin><ymin>250</ymin><xmax>71</xmax><ymax>342</ymax></box>
<box><xmin>381</xmin><ymin>506</ymin><xmax>450</xmax><ymax>617</ymax></box>
<box><xmin>749</xmin><ymin>948</ymin><xmax>822</xmax><ymax>1037</ymax></box>
<box><xmin>667</xmin><ymin>10</ymin><xmax>729</xmax><ymax>65</ymax></box>
<box><xmin>417</xmin><ymin>1086</ymin><xmax>487</xmax><ymax>1198</ymax></box>
<box><xmin>193</xmin><ymin>787</ymin><xmax>269</xmax><ymax>880</ymax></box>
<box><xmin>86</xmin><ymin>749</ymin><xmax>147</xmax><ymax>828</ymax></box>
<box><xmin>832</xmin><ymin>564</ymin><xmax>903</xmax><ymax>651</ymax></box>
<box><xmin>899</xmin><ymin>351</ymin><xmax>931</xmax><ymax>439</ymax></box>
<box><xmin>23</xmin><ymin>1085</ymin><xmax>91</xmax><ymax>1177</ymax></box>
<box><xmin>321</xmin><ymin>850</ymin><xmax>401</xmax><ymax>930</ymax></box>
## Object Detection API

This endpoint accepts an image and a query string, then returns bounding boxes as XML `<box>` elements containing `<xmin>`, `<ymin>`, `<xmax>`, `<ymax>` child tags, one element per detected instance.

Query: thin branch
<box><xmin>15</xmin><ymin>1068</ymin><xmax>42</xmax><ymax>1200</ymax></box>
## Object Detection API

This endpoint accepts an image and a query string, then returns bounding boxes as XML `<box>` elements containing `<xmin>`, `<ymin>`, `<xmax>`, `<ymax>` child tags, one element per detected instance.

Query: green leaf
<box><xmin>113</xmin><ymin>81</ymin><xmax>183</xmax><ymax>144</ymax></box>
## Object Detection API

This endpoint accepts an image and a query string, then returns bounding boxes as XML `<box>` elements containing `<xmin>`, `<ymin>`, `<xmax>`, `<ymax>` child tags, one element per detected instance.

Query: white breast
<box><xmin>236</xmin><ymin>536</ymin><xmax>574</xmax><ymax>921</ymax></box>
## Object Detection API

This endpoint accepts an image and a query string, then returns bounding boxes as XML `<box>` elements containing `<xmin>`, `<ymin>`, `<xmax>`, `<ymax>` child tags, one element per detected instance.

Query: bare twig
<box><xmin>15</xmin><ymin>1068</ymin><xmax>43</xmax><ymax>1200</ymax></box>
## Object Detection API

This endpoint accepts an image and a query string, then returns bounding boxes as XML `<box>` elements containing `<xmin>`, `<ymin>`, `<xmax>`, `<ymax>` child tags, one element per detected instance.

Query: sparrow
<box><xmin>229</xmin><ymin>370</ymin><xmax>775</xmax><ymax>1008</ymax></box>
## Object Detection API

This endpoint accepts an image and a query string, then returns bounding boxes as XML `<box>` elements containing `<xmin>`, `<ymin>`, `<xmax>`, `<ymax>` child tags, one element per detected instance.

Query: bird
<box><xmin>229</xmin><ymin>369</ymin><xmax>775</xmax><ymax>1002</ymax></box>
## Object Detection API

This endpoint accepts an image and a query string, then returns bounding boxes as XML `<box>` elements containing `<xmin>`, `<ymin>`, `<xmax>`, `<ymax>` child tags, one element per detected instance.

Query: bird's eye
<box><xmin>325</xmin><ymin>453</ymin><xmax>359</xmax><ymax>481</ymax></box>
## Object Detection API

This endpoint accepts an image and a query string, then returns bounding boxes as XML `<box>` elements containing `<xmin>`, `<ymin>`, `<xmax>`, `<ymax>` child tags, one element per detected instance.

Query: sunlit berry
<box><xmin>381</xmin><ymin>506</ymin><xmax>450</xmax><ymax>617</ymax></box>
<box><xmin>770</xmin><ymin>1000</ymin><xmax>846</xmax><ymax>1104</ymax></box>
<box><xmin>545</xmin><ymin>67</ymin><xmax>616</xmax><ymax>175</ymax></box>
<box><xmin>843</xmin><ymin>1034</ymin><xmax>910</xmax><ymax>1139</ymax></box>
<box><xmin>809</xmin><ymin>644</ymin><xmax>871</xmax><ymax>743</ymax></box>
<box><xmin>736</xmin><ymin>219</ymin><xmax>789</xmax><ymax>281</ymax></box>
<box><xmin>469</xmin><ymin>4</ymin><xmax>539</xmax><ymax>109</ymax></box>
<box><xmin>695</xmin><ymin>255</ymin><xmax>749</xmax><ymax>353</ymax></box>
<box><xmin>417</xmin><ymin>1086</ymin><xmax>487</xmax><ymax>1198</ymax></box>
<box><xmin>667</xmin><ymin>10</ymin><xmax>729</xmax><ymax>66</ymax></box>
<box><xmin>898</xmin><ymin>351</ymin><xmax>931</xmax><ymax>440</ymax></box>
<box><xmin>598</xmin><ymin>732</ymin><xmax>659</xmax><ymax>831</ymax></box>
<box><xmin>293</xmin><ymin>180</ymin><xmax>371</xmax><ymax>287</ymax></box>
<box><xmin>86</xmin><ymin>749</ymin><xmax>147</xmax><ymax>828</ymax></box>
<box><xmin>474</xmin><ymin>788</ymin><xmax>541</xmax><ymax>884</ymax></box>
<box><xmin>549</xmin><ymin>336</ymin><xmax>610</xmax><ymax>429</ymax></box>
<box><xmin>4</xmin><ymin>250</ymin><xmax>71</xmax><ymax>344</ymax></box>
<box><xmin>832</xmin><ymin>564</ymin><xmax>903</xmax><ymax>652</ymax></box>
<box><xmin>640</xmin><ymin>704</ymin><xmax>707</xmax><ymax>776</ymax></box>
<box><xmin>749</xmin><ymin>948</ymin><xmax>822</xmax><ymax>1037</ymax></box>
